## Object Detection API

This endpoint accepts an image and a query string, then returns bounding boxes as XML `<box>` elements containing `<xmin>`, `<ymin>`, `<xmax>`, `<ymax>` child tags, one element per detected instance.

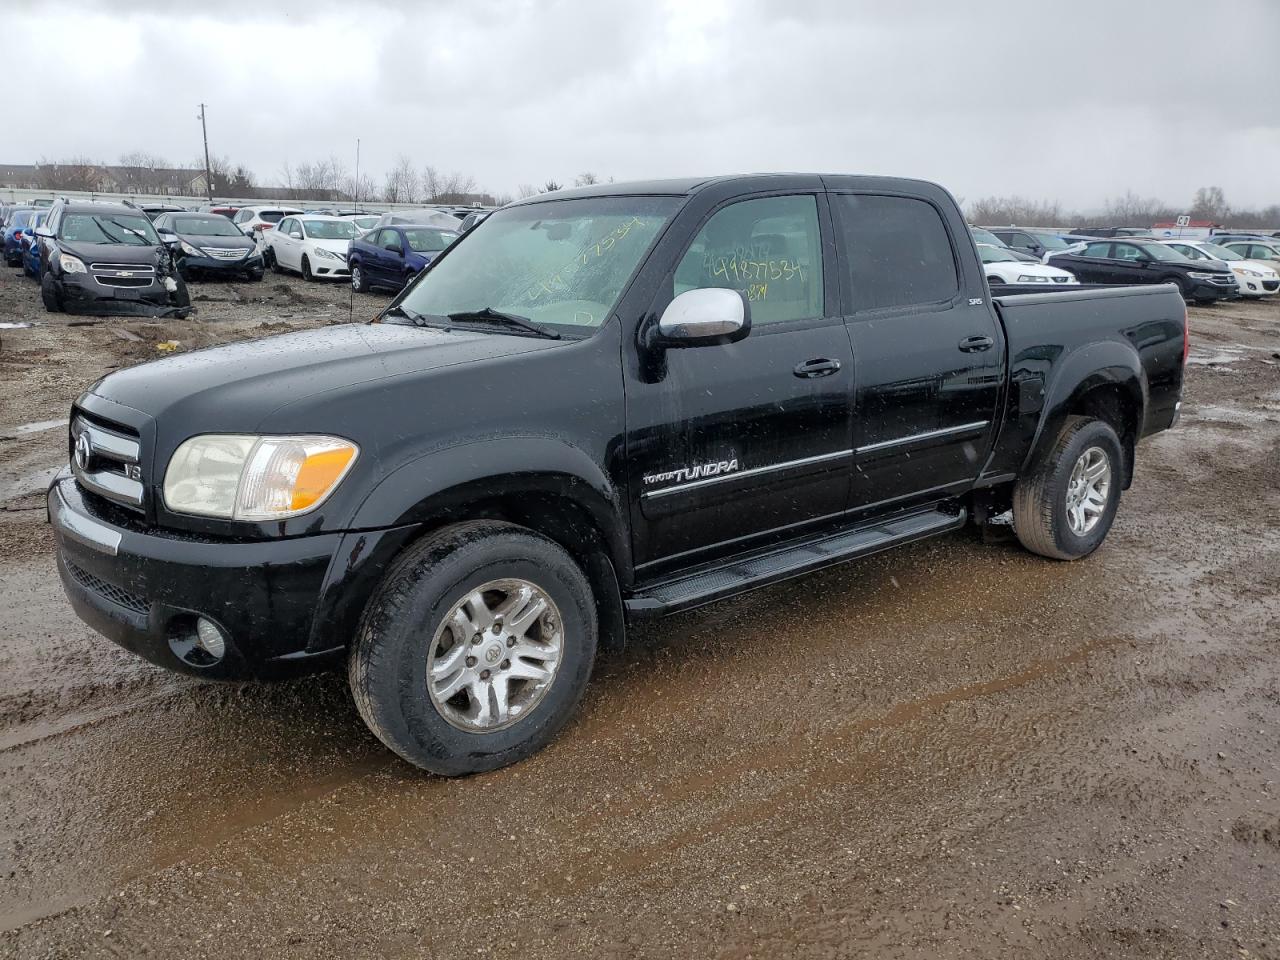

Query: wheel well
<box><xmin>390</xmin><ymin>492</ymin><xmax>628</xmax><ymax>656</ymax></box>
<box><xmin>1066</xmin><ymin>384</ymin><xmax>1139</xmax><ymax>487</ymax></box>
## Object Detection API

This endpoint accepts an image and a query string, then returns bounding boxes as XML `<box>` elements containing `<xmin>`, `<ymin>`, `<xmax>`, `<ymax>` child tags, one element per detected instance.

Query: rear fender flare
<box><xmin>1022</xmin><ymin>340</ymin><xmax>1147</xmax><ymax>475</ymax></box>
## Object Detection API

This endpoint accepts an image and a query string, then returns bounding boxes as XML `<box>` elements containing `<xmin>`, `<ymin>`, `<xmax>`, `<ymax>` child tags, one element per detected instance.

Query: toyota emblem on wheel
<box><xmin>73</xmin><ymin>432</ymin><xmax>92</xmax><ymax>472</ymax></box>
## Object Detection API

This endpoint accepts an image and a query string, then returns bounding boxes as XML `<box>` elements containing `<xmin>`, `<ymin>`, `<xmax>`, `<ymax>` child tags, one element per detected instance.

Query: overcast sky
<box><xmin>8</xmin><ymin>0</ymin><xmax>1280</xmax><ymax>211</ymax></box>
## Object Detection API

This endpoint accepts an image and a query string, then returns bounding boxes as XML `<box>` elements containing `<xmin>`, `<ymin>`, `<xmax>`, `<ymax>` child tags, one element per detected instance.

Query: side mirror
<box><xmin>653</xmin><ymin>288</ymin><xmax>750</xmax><ymax>348</ymax></box>
<box><xmin>289</xmin><ymin>231</ymin><xmax>303</xmax><ymax>240</ymax></box>
<box><xmin>34</xmin><ymin>226</ymin><xmax>53</xmax><ymax>239</ymax></box>
<box><xmin>159</xmin><ymin>231</ymin><xmax>179</xmax><ymax>246</ymax></box>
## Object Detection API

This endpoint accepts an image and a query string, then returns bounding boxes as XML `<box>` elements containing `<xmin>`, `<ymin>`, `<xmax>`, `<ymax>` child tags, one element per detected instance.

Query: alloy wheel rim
<box><xmin>1065</xmin><ymin>446</ymin><xmax>1111</xmax><ymax>536</ymax></box>
<box><xmin>426</xmin><ymin>578</ymin><xmax>563</xmax><ymax>732</ymax></box>
<box><xmin>352</xmin><ymin>267</ymin><xmax>361</xmax><ymax>289</ymax></box>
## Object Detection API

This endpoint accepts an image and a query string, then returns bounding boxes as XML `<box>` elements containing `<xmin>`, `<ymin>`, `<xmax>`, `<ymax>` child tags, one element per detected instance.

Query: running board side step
<box><xmin>625</xmin><ymin>506</ymin><xmax>967</xmax><ymax>618</ymax></box>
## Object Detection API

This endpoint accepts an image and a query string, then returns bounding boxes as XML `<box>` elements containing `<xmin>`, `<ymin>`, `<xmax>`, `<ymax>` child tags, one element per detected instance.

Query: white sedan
<box><xmin>263</xmin><ymin>215</ymin><xmax>359</xmax><ymax>281</ymax></box>
<box><xmin>977</xmin><ymin>244</ymin><xmax>1079</xmax><ymax>286</ymax></box>
<box><xmin>1159</xmin><ymin>239</ymin><xmax>1279</xmax><ymax>298</ymax></box>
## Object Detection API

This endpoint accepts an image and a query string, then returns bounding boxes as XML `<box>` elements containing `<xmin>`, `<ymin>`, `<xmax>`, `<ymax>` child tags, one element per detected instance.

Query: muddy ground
<box><xmin>0</xmin><ymin>263</ymin><xmax>1277</xmax><ymax>959</ymax></box>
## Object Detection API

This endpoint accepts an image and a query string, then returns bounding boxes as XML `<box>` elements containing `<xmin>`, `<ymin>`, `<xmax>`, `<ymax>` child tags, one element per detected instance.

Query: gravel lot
<box><xmin>1</xmin><ymin>264</ymin><xmax>1278</xmax><ymax>959</ymax></box>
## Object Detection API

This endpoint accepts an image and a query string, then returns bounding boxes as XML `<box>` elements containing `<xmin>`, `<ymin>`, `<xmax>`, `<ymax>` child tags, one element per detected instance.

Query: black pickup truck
<box><xmin>48</xmin><ymin>174</ymin><xmax>1187</xmax><ymax>775</ymax></box>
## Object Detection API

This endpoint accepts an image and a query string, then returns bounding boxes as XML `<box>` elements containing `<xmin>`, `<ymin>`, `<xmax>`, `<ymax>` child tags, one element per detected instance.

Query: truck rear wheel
<box><xmin>1012</xmin><ymin>416</ymin><xmax>1123</xmax><ymax>560</ymax></box>
<box><xmin>349</xmin><ymin>520</ymin><xmax>597</xmax><ymax>776</ymax></box>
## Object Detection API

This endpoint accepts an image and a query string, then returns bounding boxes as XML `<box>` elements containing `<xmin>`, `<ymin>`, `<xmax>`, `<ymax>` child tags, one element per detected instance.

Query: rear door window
<box><xmin>673</xmin><ymin>195</ymin><xmax>824</xmax><ymax>325</ymax></box>
<box><xmin>831</xmin><ymin>194</ymin><xmax>958</xmax><ymax>311</ymax></box>
<box><xmin>1083</xmin><ymin>241</ymin><xmax>1113</xmax><ymax>258</ymax></box>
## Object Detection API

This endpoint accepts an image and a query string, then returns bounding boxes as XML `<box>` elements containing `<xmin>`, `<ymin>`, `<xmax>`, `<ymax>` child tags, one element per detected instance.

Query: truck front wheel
<box><xmin>349</xmin><ymin>520</ymin><xmax>597</xmax><ymax>776</ymax></box>
<box><xmin>1012</xmin><ymin>416</ymin><xmax>1123</xmax><ymax>560</ymax></box>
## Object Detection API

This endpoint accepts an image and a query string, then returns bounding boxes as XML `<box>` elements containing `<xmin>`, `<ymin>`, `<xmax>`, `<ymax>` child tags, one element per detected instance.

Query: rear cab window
<box><xmin>830</xmin><ymin>194</ymin><xmax>958</xmax><ymax>311</ymax></box>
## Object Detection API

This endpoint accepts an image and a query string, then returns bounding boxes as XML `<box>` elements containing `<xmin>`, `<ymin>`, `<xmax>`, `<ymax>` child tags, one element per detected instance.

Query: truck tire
<box><xmin>349</xmin><ymin>520</ymin><xmax>597</xmax><ymax>776</ymax></box>
<box><xmin>1012</xmin><ymin>416</ymin><xmax>1123</xmax><ymax>561</ymax></box>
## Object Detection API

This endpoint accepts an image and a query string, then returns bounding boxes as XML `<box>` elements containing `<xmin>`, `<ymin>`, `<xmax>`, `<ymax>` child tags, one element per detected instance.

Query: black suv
<box><xmin>1048</xmin><ymin>238</ymin><xmax>1238</xmax><ymax>303</ymax></box>
<box><xmin>36</xmin><ymin>201</ymin><xmax>191</xmax><ymax>317</ymax></box>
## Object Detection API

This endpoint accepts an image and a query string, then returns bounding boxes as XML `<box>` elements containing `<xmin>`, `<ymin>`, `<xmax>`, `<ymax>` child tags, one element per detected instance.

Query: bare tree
<box><xmin>421</xmin><ymin>165</ymin><xmax>478</xmax><ymax>203</ymax></box>
<box><xmin>344</xmin><ymin>172</ymin><xmax>378</xmax><ymax>205</ymax></box>
<box><xmin>1190</xmin><ymin>186</ymin><xmax>1229</xmax><ymax>221</ymax></box>
<box><xmin>515</xmin><ymin>183</ymin><xmax>539</xmax><ymax>200</ymax></box>
<box><xmin>967</xmin><ymin>195</ymin><xmax>1064</xmax><ymax>226</ymax></box>
<box><xmin>574</xmin><ymin>171</ymin><xmax>599</xmax><ymax>187</ymax></box>
<box><xmin>37</xmin><ymin>155</ymin><xmax>103</xmax><ymax>192</ymax></box>
<box><xmin>383</xmin><ymin>155</ymin><xmax>421</xmax><ymax>204</ymax></box>
<box><xmin>1101</xmin><ymin>190</ymin><xmax>1176</xmax><ymax>227</ymax></box>
<box><xmin>542</xmin><ymin>180</ymin><xmax>563</xmax><ymax>193</ymax></box>
<box><xmin>195</xmin><ymin>154</ymin><xmax>254</xmax><ymax>195</ymax></box>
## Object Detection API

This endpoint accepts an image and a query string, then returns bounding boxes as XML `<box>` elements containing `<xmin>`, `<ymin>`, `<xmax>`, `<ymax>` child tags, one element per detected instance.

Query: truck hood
<box><xmin>86</xmin><ymin>322</ymin><xmax>563</xmax><ymax>431</ymax></box>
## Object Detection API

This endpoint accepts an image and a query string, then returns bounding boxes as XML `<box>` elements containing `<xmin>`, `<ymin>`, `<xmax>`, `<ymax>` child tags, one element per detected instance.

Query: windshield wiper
<box><xmin>446</xmin><ymin>307</ymin><xmax>560</xmax><ymax>340</ymax></box>
<box><xmin>381</xmin><ymin>304</ymin><xmax>453</xmax><ymax>330</ymax></box>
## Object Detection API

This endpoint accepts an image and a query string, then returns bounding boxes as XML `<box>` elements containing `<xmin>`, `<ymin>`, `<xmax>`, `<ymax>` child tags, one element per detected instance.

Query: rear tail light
<box><xmin>258</xmin><ymin>223</ymin><xmax>274</xmax><ymax>231</ymax></box>
<box><xmin>1182</xmin><ymin>303</ymin><xmax>1189</xmax><ymax>365</ymax></box>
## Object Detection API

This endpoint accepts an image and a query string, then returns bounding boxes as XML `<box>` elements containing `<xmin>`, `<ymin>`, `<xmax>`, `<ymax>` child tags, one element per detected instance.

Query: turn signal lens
<box><xmin>291</xmin><ymin>447</ymin><xmax>358</xmax><ymax>511</ymax></box>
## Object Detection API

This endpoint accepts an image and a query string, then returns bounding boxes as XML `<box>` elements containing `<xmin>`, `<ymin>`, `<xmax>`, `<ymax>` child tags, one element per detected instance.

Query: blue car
<box><xmin>21</xmin><ymin>210</ymin><xmax>47</xmax><ymax>278</ymax></box>
<box><xmin>347</xmin><ymin>223</ymin><xmax>458</xmax><ymax>293</ymax></box>
<box><xmin>3</xmin><ymin>207</ymin><xmax>38</xmax><ymax>266</ymax></box>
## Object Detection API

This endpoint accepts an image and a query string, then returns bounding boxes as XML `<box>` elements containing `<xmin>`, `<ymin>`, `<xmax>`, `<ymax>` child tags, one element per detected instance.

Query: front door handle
<box><xmin>793</xmin><ymin>357</ymin><xmax>842</xmax><ymax>378</ymax></box>
<box><xmin>958</xmin><ymin>335</ymin><xmax>994</xmax><ymax>353</ymax></box>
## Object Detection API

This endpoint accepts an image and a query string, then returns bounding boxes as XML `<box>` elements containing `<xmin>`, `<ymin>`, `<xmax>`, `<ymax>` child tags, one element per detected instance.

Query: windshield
<box><xmin>1191</xmin><ymin>243</ymin><xmax>1241</xmax><ymax>261</ymax></box>
<box><xmin>1029</xmin><ymin>232</ymin><xmax>1070</xmax><ymax>250</ymax></box>
<box><xmin>259</xmin><ymin>210</ymin><xmax>298</xmax><ymax>224</ymax></box>
<box><xmin>353</xmin><ymin>216</ymin><xmax>379</xmax><ymax>229</ymax></box>
<box><xmin>60</xmin><ymin>213</ymin><xmax>160</xmax><ymax>245</ymax></box>
<box><xmin>398</xmin><ymin>196</ymin><xmax>678</xmax><ymax>333</ymax></box>
<box><xmin>173</xmin><ymin>216</ymin><xmax>243</xmax><ymax>237</ymax></box>
<box><xmin>302</xmin><ymin>219</ymin><xmax>358</xmax><ymax>240</ymax></box>
<box><xmin>977</xmin><ymin>244</ymin><xmax>1017</xmax><ymax>264</ymax></box>
<box><xmin>1136</xmin><ymin>242</ymin><xmax>1188</xmax><ymax>262</ymax></box>
<box><xmin>970</xmin><ymin>226</ymin><xmax>1005</xmax><ymax>246</ymax></box>
<box><xmin>8</xmin><ymin>210</ymin><xmax>36</xmax><ymax>229</ymax></box>
<box><xmin>403</xmin><ymin>228</ymin><xmax>457</xmax><ymax>252</ymax></box>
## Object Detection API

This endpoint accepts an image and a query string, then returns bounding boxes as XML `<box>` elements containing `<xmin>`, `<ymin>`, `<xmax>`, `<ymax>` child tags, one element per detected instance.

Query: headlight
<box><xmin>312</xmin><ymin>247</ymin><xmax>340</xmax><ymax>260</ymax></box>
<box><xmin>163</xmin><ymin>434</ymin><xmax>358</xmax><ymax>520</ymax></box>
<box><xmin>1187</xmin><ymin>272</ymin><xmax>1221</xmax><ymax>280</ymax></box>
<box><xmin>1016</xmin><ymin>274</ymin><xmax>1049</xmax><ymax>283</ymax></box>
<box><xmin>58</xmin><ymin>252</ymin><xmax>87</xmax><ymax>274</ymax></box>
<box><xmin>179</xmin><ymin>240</ymin><xmax>202</xmax><ymax>257</ymax></box>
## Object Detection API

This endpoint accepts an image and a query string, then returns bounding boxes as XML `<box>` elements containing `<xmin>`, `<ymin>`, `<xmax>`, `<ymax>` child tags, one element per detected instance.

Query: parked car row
<box><xmin>6</xmin><ymin>198</ymin><xmax>193</xmax><ymax>317</ymax></box>
<box><xmin>977</xmin><ymin>223</ymin><xmax>1280</xmax><ymax>303</ymax></box>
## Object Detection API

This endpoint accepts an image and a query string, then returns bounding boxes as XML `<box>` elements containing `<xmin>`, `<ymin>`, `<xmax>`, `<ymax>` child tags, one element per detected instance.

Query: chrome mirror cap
<box><xmin>656</xmin><ymin>287</ymin><xmax>750</xmax><ymax>347</ymax></box>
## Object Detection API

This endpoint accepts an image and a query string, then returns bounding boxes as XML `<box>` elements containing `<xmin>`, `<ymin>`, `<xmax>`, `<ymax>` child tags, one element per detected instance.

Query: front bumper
<box><xmin>178</xmin><ymin>251</ymin><xmax>264</xmax><ymax>276</ymax></box>
<box><xmin>48</xmin><ymin>475</ymin><xmax>419</xmax><ymax>680</ymax></box>
<box><xmin>1233</xmin><ymin>274</ymin><xmax>1279</xmax><ymax>297</ymax></box>
<box><xmin>58</xmin><ymin>271</ymin><xmax>192</xmax><ymax>318</ymax></box>
<box><xmin>1188</xmin><ymin>278</ymin><xmax>1239</xmax><ymax>301</ymax></box>
<box><xmin>308</xmin><ymin>252</ymin><xmax>350</xmax><ymax>278</ymax></box>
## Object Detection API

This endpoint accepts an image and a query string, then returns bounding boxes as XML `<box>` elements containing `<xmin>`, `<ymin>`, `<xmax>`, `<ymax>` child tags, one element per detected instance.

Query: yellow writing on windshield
<box><xmin>529</xmin><ymin>217</ymin><xmax>647</xmax><ymax>302</ymax></box>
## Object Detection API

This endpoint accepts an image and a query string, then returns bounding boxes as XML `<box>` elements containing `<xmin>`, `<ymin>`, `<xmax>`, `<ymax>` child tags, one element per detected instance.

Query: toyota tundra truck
<box><xmin>48</xmin><ymin>174</ymin><xmax>1187</xmax><ymax>775</ymax></box>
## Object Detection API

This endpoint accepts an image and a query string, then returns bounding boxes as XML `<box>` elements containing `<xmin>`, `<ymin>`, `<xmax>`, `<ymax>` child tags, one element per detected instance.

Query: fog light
<box><xmin>168</xmin><ymin>616</ymin><xmax>228</xmax><ymax>667</ymax></box>
<box><xmin>196</xmin><ymin>618</ymin><xmax>227</xmax><ymax>659</ymax></box>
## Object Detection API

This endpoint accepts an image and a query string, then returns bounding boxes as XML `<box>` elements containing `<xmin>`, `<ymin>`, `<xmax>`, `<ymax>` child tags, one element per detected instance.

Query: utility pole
<box><xmin>354</xmin><ymin>137</ymin><xmax>361</xmax><ymax>209</ymax></box>
<box><xmin>197</xmin><ymin>103</ymin><xmax>214</xmax><ymax>202</ymax></box>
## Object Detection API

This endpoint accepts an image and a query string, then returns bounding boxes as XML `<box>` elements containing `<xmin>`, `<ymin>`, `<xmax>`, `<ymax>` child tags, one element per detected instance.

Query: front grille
<box><xmin>70</xmin><ymin>413</ymin><xmax>145</xmax><ymax>513</ymax></box>
<box><xmin>1263</xmin><ymin>280</ymin><xmax>1279</xmax><ymax>291</ymax></box>
<box><xmin>203</xmin><ymin>247</ymin><xmax>247</xmax><ymax>261</ymax></box>
<box><xmin>64</xmin><ymin>557</ymin><xmax>149</xmax><ymax>615</ymax></box>
<box><xmin>90</xmin><ymin>263</ymin><xmax>156</xmax><ymax>288</ymax></box>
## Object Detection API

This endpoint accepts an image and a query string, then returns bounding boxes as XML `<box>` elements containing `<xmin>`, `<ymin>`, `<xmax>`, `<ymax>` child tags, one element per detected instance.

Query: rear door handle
<box><xmin>793</xmin><ymin>358</ymin><xmax>842</xmax><ymax>378</ymax></box>
<box><xmin>958</xmin><ymin>335</ymin><xmax>994</xmax><ymax>353</ymax></box>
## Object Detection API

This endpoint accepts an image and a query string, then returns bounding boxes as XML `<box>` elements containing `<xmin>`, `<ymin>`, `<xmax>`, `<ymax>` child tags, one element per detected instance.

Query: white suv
<box><xmin>231</xmin><ymin>205</ymin><xmax>304</xmax><ymax>241</ymax></box>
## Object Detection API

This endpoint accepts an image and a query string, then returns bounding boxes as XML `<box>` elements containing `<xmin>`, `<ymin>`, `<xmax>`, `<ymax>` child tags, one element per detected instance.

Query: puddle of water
<box><xmin>0</xmin><ymin>465</ymin><xmax>61</xmax><ymax>502</ymax></box>
<box><xmin>0</xmin><ymin>322</ymin><xmax>32</xmax><ymax>330</ymax></box>
<box><xmin>6</xmin><ymin>419</ymin><xmax>69</xmax><ymax>437</ymax></box>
